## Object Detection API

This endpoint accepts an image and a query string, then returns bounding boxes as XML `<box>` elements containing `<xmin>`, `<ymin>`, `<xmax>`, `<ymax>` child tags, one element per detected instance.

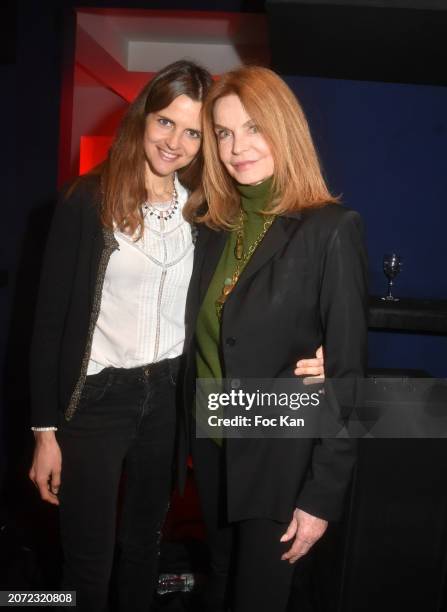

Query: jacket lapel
<box><xmin>89</xmin><ymin>226</ymin><xmax>105</xmax><ymax>306</ymax></box>
<box><xmin>187</xmin><ymin>213</ymin><xmax>302</xmax><ymax>332</ymax></box>
<box><xmin>233</xmin><ymin>214</ymin><xmax>301</xmax><ymax>292</ymax></box>
<box><xmin>197</xmin><ymin>226</ymin><xmax>227</xmax><ymax>305</ymax></box>
<box><xmin>184</xmin><ymin>225</ymin><xmax>227</xmax><ymax>350</ymax></box>
<box><xmin>88</xmin><ymin>227</ymin><xmax>119</xmax><ymax>308</ymax></box>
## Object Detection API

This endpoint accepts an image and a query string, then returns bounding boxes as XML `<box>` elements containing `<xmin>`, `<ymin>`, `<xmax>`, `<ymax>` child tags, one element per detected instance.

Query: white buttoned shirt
<box><xmin>87</xmin><ymin>175</ymin><xmax>194</xmax><ymax>374</ymax></box>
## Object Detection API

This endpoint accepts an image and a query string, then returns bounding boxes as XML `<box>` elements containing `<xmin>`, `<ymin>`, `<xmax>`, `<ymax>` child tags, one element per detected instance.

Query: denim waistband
<box><xmin>86</xmin><ymin>355</ymin><xmax>182</xmax><ymax>385</ymax></box>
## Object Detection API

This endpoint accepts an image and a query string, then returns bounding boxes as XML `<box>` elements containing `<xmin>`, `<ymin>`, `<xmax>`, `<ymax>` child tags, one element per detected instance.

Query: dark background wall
<box><xmin>286</xmin><ymin>75</ymin><xmax>447</xmax><ymax>377</ymax></box>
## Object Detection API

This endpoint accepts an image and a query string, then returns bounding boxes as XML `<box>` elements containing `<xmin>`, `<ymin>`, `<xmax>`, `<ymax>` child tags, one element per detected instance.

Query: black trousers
<box><xmin>192</xmin><ymin>437</ymin><xmax>296</xmax><ymax>612</ymax></box>
<box><xmin>57</xmin><ymin>357</ymin><xmax>179</xmax><ymax>612</ymax></box>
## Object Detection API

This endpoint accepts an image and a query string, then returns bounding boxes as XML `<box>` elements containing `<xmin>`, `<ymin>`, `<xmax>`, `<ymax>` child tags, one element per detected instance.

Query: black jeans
<box><xmin>192</xmin><ymin>437</ymin><xmax>296</xmax><ymax>612</ymax></box>
<box><xmin>57</xmin><ymin>357</ymin><xmax>179</xmax><ymax>612</ymax></box>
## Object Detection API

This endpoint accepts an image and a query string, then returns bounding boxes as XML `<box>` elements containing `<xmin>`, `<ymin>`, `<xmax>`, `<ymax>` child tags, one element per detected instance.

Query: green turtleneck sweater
<box><xmin>195</xmin><ymin>177</ymin><xmax>274</xmax><ymax>382</ymax></box>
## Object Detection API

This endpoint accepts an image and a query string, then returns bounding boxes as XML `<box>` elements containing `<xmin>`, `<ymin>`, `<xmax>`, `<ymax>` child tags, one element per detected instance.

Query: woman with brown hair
<box><xmin>28</xmin><ymin>60</ymin><xmax>212</xmax><ymax>612</ymax></box>
<box><xmin>182</xmin><ymin>65</ymin><xmax>368</xmax><ymax>611</ymax></box>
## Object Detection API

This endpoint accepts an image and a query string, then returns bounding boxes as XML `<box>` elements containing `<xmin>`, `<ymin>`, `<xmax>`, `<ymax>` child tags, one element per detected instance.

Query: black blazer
<box><xmin>179</xmin><ymin>204</ymin><xmax>368</xmax><ymax>523</ymax></box>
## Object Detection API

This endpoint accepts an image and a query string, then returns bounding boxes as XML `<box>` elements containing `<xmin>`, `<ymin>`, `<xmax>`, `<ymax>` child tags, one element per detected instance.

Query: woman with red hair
<box><xmin>182</xmin><ymin>65</ymin><xmax>368</xmax><ymax>611</ymax></box>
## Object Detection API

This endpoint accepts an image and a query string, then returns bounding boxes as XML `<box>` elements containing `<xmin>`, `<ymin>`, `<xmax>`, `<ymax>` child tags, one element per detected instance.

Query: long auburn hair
<box><xmin>184</xmin><ymin>65</ymin><xmax>339</xmax><ymax>229</ymax></box>
<box><xmin>97</xmin><ymin>60</ymin><xmax>212</xmax><ymax>237</ymax></box>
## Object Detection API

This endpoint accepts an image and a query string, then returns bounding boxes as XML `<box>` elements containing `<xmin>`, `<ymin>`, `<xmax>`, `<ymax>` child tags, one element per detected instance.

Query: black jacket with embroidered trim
<box><xmin>30</xmin><ymin>175</ymin><xmax>118</xmax><ymax>427</ymax></box>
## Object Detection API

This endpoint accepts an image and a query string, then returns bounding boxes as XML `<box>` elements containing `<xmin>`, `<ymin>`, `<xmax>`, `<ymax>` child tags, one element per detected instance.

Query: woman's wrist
<box><xmin>32</xmin><ymin>429</ymin><xmax>58</xmax><ymax>443</ymax></box>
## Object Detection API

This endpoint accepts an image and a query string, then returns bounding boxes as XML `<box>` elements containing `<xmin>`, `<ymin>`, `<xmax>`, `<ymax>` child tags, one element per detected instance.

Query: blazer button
<box><xmin>226</xmin><ymin>337</ymin><xmax>236</xmax><ymax>347</ymax></box>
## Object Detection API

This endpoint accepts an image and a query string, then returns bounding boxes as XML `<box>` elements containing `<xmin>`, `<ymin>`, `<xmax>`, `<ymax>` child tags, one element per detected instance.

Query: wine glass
<box><xmin>382</xmin><ymin>253</ymin><xmax>402</xmax><ymax>301</ymax></box>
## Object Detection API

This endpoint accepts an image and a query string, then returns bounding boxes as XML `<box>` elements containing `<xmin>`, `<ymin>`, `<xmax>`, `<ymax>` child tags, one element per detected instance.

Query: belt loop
<box><xmin>143</xmin><ymin>365</ymin><xmax>151</xmax><ymax>378</ymax></box>
<box><xmin>105</xmin><ymin>368</ymin><xmax>113</xmax><ymax>387</ymax></box>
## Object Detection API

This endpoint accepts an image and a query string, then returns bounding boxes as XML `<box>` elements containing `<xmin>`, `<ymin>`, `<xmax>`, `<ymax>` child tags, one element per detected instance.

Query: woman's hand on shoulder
<box><xmin>294</xmin><ymin>345</ymin><xmax>324</xmax><ymax>379</ymax></box>
<box><xmin>29</xmin><ymin>431</ymin><xmax>62</xmax><ymax>506</ymax></box>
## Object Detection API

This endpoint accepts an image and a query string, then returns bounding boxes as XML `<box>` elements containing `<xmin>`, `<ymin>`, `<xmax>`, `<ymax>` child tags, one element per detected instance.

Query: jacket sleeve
<box><xmin>29</xmin><ymin>187</ymin><xmax>82</xmax><ymax>427</ymax></box>
<box><xmin>296</xmin><ymin>210</ymin><xmax>368</xmax><ymax>521</ymax></box>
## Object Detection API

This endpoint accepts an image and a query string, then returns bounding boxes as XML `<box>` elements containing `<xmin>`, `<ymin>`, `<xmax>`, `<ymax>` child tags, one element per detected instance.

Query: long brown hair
<box><xmin>98</xmin><ymin>60</ymin><xmax>212</xmax><ymax>237</ymax></box>
<box><xmin>184</xmin><ymin>65</ymin><xmax>338</xmax><ymax>229</ymax></box>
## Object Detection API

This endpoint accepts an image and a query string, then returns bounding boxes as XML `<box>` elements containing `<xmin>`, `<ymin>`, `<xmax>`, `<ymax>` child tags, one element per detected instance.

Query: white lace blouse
<box><xmin>87</xmin><ymin>174</ymin><xmax>194</xmax><ymax>374</ymax></box>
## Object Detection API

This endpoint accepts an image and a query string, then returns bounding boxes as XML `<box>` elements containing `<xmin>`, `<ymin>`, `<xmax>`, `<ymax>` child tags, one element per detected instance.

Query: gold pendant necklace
<box><xmin>216</xmin><ymin>214</ymin><xmax>275</xmax><ymax>320</ymax></box>
<box><xmin>234</xmin><ymin>210</ymin><xmax>245</xmax><ymax>260</ymax></box>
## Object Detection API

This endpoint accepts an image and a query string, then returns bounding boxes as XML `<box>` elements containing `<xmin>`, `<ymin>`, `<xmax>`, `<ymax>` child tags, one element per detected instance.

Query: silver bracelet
<box><xmin>31</xmin><ymin>426</ymin><xmax>58</xmax><ymax>432</ymax></box>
